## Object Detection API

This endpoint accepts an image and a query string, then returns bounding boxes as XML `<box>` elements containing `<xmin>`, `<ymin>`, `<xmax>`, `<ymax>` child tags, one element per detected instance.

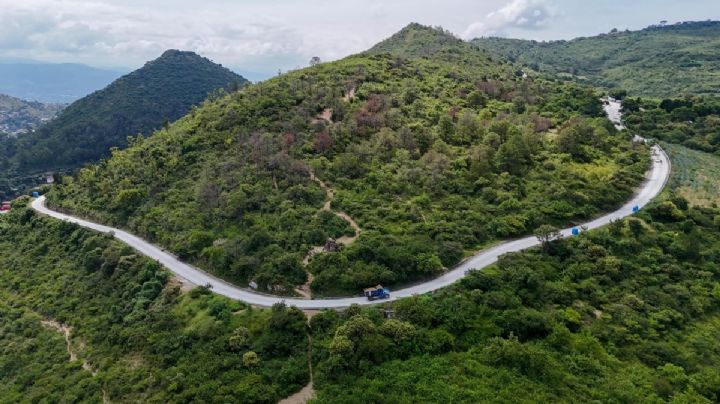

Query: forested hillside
<box><xmin>472</xmin><ymin>21</ymin><xmax>720</xmax><ymax>97</ymax></box>
<box><xmin>5</xmin><ymin>21</ymin><xmax>720</xmax><ymax>404</ymax></box>
<box><xmin>0</xmin><ymin>93</ymin><xmax>62</xmax><ymax>136</ymax></box>
<box><xmin>308</xmin><ymin>157</ymin><xmax>720</xmax><ymax>403</ymax></box>
<box><xmin>623</xmin><ymin>96</ymin><xmax>720</xmax><ymax>155</ymax></box>
<box><xmin>0</xmin><ymin>50</ymin><xmax>246</xmax><ymax>199</ymax></box>
<box><xmin>0</xmin><ymin>205</ymin><xmax>309</xmax><ymax>402</ymax></box>
<box><xmin>50</xmin><ymin>24</ymin><xmax>648</xmax><ymax>296</ymax></box>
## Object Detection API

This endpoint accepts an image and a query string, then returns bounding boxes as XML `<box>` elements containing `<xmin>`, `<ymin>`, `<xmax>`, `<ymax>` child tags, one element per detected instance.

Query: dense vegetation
<box><xmin>623</xmin><ymin>96</ymin><xmax>720</xmax><ymax>155</ymax></box>
<box><xmin>663</xmin><ymin>143</ymin><xmax>720</xmax><ymax>207</ymax></box>
<box><xmin>0</xmin><ymin>93</ymin><xmax>62</xmax><ymax>136</ymax></box>
<box><xmin>4</xmin><ymin>22</ymin><xmax>720</xmax><ymax>404</ymax></box>
<box><xmin>0</xmin><ymin>205</ymin><xmax>309</xmax><ymax>403</ymax></box>
<box><xmin>49</xmin><ymin>24</ymin><xmax>647</xmax><ymax>296</ymax></box>
<box><xmin>309</xmin><ymin>166</ymin><xmax>720</xmax><ymax>402</ymax></box>
<box><xmin>472</xmin><ymin>21</ymin><xmax>720</xmax><ymax>97</ymax></box>
<box><xmin>0</xmin><ymin>50</ymin><xmax>246</xmax><ymax>200</ymax></box>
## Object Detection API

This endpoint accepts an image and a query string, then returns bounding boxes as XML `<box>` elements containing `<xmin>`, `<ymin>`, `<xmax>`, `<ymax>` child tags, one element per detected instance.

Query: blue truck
<box><xmin>364</xmin><ymin>285</ymin><xmax>390</xmax><ymax>301</ymax></box>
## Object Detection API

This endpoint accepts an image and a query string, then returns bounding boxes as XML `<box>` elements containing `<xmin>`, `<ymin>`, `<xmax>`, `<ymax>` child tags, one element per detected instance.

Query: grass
<box><xmin>664</xmin><ymin>142</ymin><xmax>720</xmax><ymax>207</ymax></box>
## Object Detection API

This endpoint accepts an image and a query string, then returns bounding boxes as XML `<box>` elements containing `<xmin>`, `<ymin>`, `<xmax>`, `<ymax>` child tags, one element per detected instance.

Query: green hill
<box><xmin>50</xmin><ymin>24</ymin><xmax>647</xmax><ymax>296</ymax></box>
<box><xmin>622</xmin><ymin>95</ymin><xmax>720</xmax><ymax>155</ymax></box>
<box><xmin>9</xmin><ymin>50</ymin><xmax>246</xmax><ymax>173</ymax></box>
<box><xmin>4</xmin><ymin>23</ymin><xmax>720</xmax><ymax>404</ymax></box>
<box><xmin>0</xmin><ymin>50</ymin><xmax>246</xmax><ymax>199</ymax></box>
<box><xmin>0</xmin><ymin>93</ymin><xmax>62</xmax><ymax>136</ymax></box>
<box><xmin>310</xmin><ymin>184</ymin><xmax>720</xmax><ymax>403</ymax></box>
<box><xmin>0</xmin><ymin>206</ymin><xmax>309</xmax><ymax>402</ymax></box>
<box><xmin>472</xmin><ymin>21</ymin><xmax>720</xmax><ymax>97</ymax></box>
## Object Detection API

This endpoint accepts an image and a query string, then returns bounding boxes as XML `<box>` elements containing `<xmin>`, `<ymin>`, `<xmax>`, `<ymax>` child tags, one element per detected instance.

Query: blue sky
<box><xmin>0</xmin><ymin>0</ymin><xmax>718</xmax><ymax>81</ymax></box>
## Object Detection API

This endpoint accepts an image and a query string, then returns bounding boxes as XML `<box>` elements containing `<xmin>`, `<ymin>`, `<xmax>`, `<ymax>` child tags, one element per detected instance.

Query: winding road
<box><xmin>30</xmin><ymin>98</ymin><xmax>671</xmax><ymax>309</ymax></box>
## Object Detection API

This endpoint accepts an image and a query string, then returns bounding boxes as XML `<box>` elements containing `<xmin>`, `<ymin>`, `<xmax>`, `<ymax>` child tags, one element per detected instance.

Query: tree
<box><xmin>228</xmin><ymin>326</ymin><xmax>250</xmax><ymax>351</ymax></box>
<box><xmin>466</xmin><ymin>90</ymin><xmax>488</xmax><ymax>108</ymax></box>
<box><xmin>314</xmin><ymin>131</ymin><xmax>334</xmax><ymax>154</ymax></box>
<box><xmin>534</xmin><ymin>224</ymin><xmax>561</xmax><ymax>251</ymax></box>
<box><xmin>243</xmin><ymin>351</ymin><xmax>259</xmax><ymax>367</ymax></box>
<box><xmin>309</xmin><ymin>56</ymin><xmax>322</xmax><ymax>66</ymax></box>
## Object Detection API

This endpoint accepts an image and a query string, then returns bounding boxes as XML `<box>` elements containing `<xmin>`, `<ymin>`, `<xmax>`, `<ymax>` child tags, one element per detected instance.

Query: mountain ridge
<box><xmin>0</xmin><ymin>50</ymin><xmax>247</xmax><ymax>199</ymax></box>
<box><xmin>471</xmin><ymin>20</ymin><xmax>720</xmax><ymax>97</ymax></box>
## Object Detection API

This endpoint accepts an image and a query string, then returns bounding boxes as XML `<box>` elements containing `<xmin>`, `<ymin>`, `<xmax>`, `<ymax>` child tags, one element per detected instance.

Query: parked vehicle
<box><xmin>364</xmin><ymin>285</ymin><xmax>390</xmax><ymax>301</ymax></box>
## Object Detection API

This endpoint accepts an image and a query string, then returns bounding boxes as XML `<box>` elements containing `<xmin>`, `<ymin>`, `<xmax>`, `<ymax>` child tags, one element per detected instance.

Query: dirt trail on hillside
<box><xmin>278</xmin><ymin>330</ymin><xmax>316</xmax><ymax>404</ymax></box>
<box><xmin>41</xmin><ymin>320</ymin><xmax>76</xmax><ymax>361</ymax></box>
<box><xmin>41</xmin><ymin>319</ymin><xmax>97</xmax><ymax>375</ymax></box>
<box><xmin>312</xmin><ymin>108</ymin><xmax>333</xmax><ymax>124</ymax></box>
<box><xmin>295</xmin><ymin>171</ymin><xmax>362</xmax><ymax>297</ymax></box>
<box><xmin>342</xmin><ymin>87</ymin><xmax>355</xmax><ymax>102</ymax></box>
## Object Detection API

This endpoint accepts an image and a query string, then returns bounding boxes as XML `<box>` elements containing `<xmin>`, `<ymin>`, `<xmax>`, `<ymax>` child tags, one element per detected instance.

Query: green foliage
<box><xmin>472</xmin><ymin>21</ymin><xmax>720</xmax><ymax>97</ymax></box>
<box><xmin>0</xmin><ymin>208</ymin><xmax>308</xmax><ymax>402</ymax></box>
<box><xmin>49</xmin><ymin>24</ymin><xmax>646</xmax><ymax>295</ymax></box>
<box><xmin>661</xmin><ymin>143</ymin><xmax>720</xmax><ymax>207</ymax></box>
<box><xmin>310</xmin><ymin>196</ymin><xmax>720</xmax><ymax>403</ymax></box>
<box><xmin>0</xmin><ymin>50</ymin><xmax>247</xmax><ymax>199</ymax></box>
<box><xmin>624</xmin><ymin>96</ymin><xmax>720</xmax><ymax>155</ymax></box>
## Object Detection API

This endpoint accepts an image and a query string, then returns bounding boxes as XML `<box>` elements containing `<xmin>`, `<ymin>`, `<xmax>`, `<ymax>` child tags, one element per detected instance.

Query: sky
<box><xmin>0</xmin><ymin>0</ymin><xmax>719</xmax><ymax>81</ymax></box>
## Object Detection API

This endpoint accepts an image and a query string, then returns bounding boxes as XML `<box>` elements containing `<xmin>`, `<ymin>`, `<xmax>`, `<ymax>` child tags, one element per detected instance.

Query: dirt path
<box><xmin>41</xmin><ymin>319</ymin><xmax>76</xmax><ymax>361</ymax></box>
<box><xmin>342</xmin><ymin>87</ymin><xmax>355</xmax><ymax>102</ymax></box>
<box><xmin>295</xmin><ymin>171</ymin><xmax>363</xmax><ymax>297</ymax></box>
<box><xmin>312</xmin><ymin>108</ymin><xmax>333</xmax><ymax>124</ymax></box>
<box><xmin>41</xmin><ymin>319</ymin><xmax>98</xmax><ymax>375</ymax></box>
<box><xmin>279</xmin><ymin>382</ymin><xmax>315</xmax><ymax>404</ymax></box>
<box><xmin>309</xmin><ymin>171</ymin><xmax>361</xmax><ymax>240</ymax></box>
<box><xmin>278</xmin><ymin>330</ymin><xmax>315</xmax><ymax>404</ymax></box>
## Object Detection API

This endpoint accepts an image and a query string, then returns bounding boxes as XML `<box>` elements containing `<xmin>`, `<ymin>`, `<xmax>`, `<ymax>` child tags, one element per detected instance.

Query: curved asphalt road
<box><xmin>31</xmin><ymin>144</ymin><xmax>670</xmax><ymax>309</ymax></box>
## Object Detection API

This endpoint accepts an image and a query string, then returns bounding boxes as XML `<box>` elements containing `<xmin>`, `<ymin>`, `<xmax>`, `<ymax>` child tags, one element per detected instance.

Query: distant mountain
<box><xmin>0</xmin><ymin>62</ymin><xmax>123</xmax><ymax>103</ymax></box>
<box><xmin>0</xmin><ymin>93</ymin><xmax>63</xmax><ymax>136</ymax></box>
<box><xmin>8</xmin><ymin>50</ymin><xmax>247</xmax><ymax>174</ymax></box>
<box><xmin>471</xmin><ymin>20</ymin><xmax>720</xmax><ymax>97</ymax></box>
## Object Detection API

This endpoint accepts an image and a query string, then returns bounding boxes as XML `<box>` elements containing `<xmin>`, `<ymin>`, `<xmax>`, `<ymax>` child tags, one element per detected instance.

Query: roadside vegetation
<box><xmin>308</xmin><ymin>171</ymin><xmax>720</xmax><ymax>402</ymax></box>
<box><xmin>49</xmin><ymin>24</ymin><xmax>648</xmax><ymax>296</ymax></box>
<box><xmin>0</xmin><ymin>205</ymin><xmax>308</xmax><ymax>403</ymax></box>
<box><xmin>623</xmin><ymin>95</ymin><xmax>720</xmax><ymax>155</ymax></box>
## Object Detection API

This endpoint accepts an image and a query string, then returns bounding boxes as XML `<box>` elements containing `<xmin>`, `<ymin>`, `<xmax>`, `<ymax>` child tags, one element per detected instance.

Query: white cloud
<box><xmin>0</xmin><ymin>0</ymin><xmax>717</xmax><ymax>79</ymax></box>
<box><xmin>0</xmin><ymin>0</ymin><xmax>311</xmax><ymax>71</ymax></box>
<box><xmin>0</xmin><ymin>0</ymin><xmax>512</xmax><ymax>75</ymax></box>
<box><xmin>462</xmin><ymin>0</ymin><xmax>556</xmax><ymax>39</ymax></box>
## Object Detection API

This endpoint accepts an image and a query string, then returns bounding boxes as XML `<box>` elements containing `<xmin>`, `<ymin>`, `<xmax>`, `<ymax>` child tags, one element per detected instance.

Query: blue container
<box><xmin>32</xmin><ymin>191</ymin><xmax>40</xmax><ymax>198</ymax></box>
<box><xmin>571</xmin><ymin>227</ymin><xmax>580</xmax><ymax>236</ymax></box>
<box><xmin>632</xmin><ymin>205</ymin><xmax>640</xmax><ymax>213</ymax></box>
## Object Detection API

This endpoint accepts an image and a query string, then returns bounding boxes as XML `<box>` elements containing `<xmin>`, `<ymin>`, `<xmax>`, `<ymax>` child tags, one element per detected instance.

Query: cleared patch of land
<box><xmin>664</xmin><ymin>142</ymin><xmax>720</xmax><ymax>207</ymax></box>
